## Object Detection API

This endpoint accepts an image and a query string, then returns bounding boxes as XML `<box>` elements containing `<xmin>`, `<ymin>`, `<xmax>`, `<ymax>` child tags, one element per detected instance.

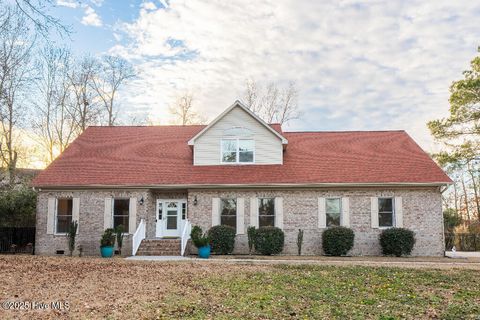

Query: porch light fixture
<box><xmin>139</xmin><ymin>197</ymin><xmax>144</xmax><ymax>205</ymax></box>
<box><xmin>193</xmin><ymin>196</ymin><xmax>198</xmax><ymax>206</ymax></box>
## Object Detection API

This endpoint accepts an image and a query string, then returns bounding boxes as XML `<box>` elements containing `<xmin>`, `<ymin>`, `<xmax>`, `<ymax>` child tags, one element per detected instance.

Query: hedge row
<box><xmin>193</xmin><ymin>224</ymin><xmax>416</xmax><ymax>257</ymax></box>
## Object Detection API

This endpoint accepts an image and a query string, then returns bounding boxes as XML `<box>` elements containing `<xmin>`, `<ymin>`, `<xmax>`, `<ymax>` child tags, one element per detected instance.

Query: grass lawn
<box><xmin>0</xmin><ymin>256</ymin><xmax>479</xmax><ymax>319</ymax></box>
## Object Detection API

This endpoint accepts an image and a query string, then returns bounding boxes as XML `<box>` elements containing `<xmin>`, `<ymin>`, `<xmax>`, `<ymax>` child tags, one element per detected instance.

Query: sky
<box><xmin>51</xmin><ymin>0</ymin><xmax>480</xmax><ymax>151</ymax></box>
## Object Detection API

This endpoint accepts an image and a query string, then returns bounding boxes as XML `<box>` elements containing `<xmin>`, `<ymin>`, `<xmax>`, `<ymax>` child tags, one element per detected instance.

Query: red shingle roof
<box><xmin>33</xmin><ymin>125</ymin><xmax>451</xmax><ymax>187</ymax></box>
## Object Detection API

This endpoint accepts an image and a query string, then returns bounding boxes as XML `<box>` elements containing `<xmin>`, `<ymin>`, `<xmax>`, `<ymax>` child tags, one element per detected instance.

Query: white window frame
<box><xmin>378</xmin><ymin>197</ymin><xmax>395</xmax><ymax>229</ymax></box>
<box><xmin>220</xmin><ymin>138</ymin><xmax>255</xmax><ymax>164</ymax></box>
<box><xmin>325</xmin><ymin>197</ymin><xmax>342</xmax><ymax>227</ymax></box>
<box><xmin>112</xmin><ymin>198</ymin><xmax>130</xmax><ymax>234</ymax></box>
<box><xmin>54</xmin><ymin>198</ymin><xmax>73</xmax><ymax>235</ymax></box>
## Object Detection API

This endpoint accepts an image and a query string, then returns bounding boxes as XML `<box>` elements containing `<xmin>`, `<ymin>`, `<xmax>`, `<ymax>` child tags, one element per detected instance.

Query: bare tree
<box><xmin>243</xmin><ymin>79</ymin><xmax>301</xmax><ymax>125</ymax></box>
<box><xmin>91</xmin><ymin>56</ymin><xmax>135</xmax><ymax>126</ymax></box>
<box><xmin>0</xmin><ymin>7</ymin><xmax>35</xmax><ymax>187</ymax></box>
<box><xmin>33</xmin><ymin>46</ymin><xmax>77</xmax><ymax>163</ymax></box>
<box><xmin>68</xmin><ymin>56</ymin><xmax>101</xmax><ymax>133</ymax></box>
<box><xmin>169</xmin><ymin>93</ymin><xmax>206</xmax><ymax>125</ymax></box>
<box><xmin>244</xmin><ymin>79</ymin><xmax>261</xmax><ymax>115</ymax></box>
<box><xmin>13</xmin><ymin>0</ymin><xmax>70</xmax><ymax>37</ymax></box>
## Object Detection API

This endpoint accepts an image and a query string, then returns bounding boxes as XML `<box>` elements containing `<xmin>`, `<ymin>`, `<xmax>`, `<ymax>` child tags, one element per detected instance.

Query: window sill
<box><xmin>220</xmin><ymin>162</ymin><xmax>256</xmax><ymax>165</ymax></box>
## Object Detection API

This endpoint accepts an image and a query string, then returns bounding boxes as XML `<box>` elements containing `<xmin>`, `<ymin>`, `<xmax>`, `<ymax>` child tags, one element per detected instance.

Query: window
<box><xmin>220</xmin><ymin>198</ymin><xmax>236</xmax><ymax>229</ymax></box>
<box><xmin>181</xmin><ymin>202</ymin><xmax>187</xmax><ymax>220</ymax></box>
<box><xmin>56</xmin><ymin>198</ymin><xmax>72</xmax><ymax>234</ymax></box>
<box><xmin>259</xmin><ymin>198</ymin><xmax>275</xmax><ymax>227</ymax></box>
<box><xmin>326</xmin><ymin>198</ymin><xmax>341</xmax><ymax>227</ymax></box>
<box><xmin>238</xmin><ymin>140</ymin><xmax>254</xmax><ymax>163</ymax></box>
<box><xmin>221</xmin><ymin>140</ymin><xmax>237</xmax><ymax>163</ymax></box>
<box><xmin>113</xmin><ymin>199</ymin><xmax>130</xmax><ymax>233</ymax></box>
<box><xmin>221</xmin><ymin>139</ymin><xmax>254</xmax><ymax>163</ymax></box>
<box><xmin>166</xmin><ymin>202</ymin><xmax>178</xmax><ymax>230</ymax></box>
<box><xmin>378</xmin><ymin>198</ymin><xmax>394</xmax><ymax>227</ymax></box>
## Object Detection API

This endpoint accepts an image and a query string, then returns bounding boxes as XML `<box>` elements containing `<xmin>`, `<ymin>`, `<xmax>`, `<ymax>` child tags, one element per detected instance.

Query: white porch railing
<box><xmin>132</xmin><ymin>219</ymin><xmax>146</xmax><ymax>256</ymax></box>
<box><xmin>180</xmin><ymin>220</ymin><xmax>191</xmax><ymax>256</ymax></box>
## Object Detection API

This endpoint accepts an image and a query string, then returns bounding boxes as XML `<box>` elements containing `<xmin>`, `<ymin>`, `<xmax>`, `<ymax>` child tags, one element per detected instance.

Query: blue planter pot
<box><xmin>100</xmin><ymin>246</ymin><xmax>114</xmax><ymax>258</ymax></box>
<box><xmin>198</xmin><ymin>245</ymin><xmax>211</xmax><ymax>259</ymax></box>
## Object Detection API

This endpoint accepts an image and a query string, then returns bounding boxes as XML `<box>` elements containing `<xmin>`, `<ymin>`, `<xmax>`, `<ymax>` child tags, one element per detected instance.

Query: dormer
<box><xmin>188</xmin><ymin>101</ymin><xmax>288</xmax><ymax>165</ymax></box>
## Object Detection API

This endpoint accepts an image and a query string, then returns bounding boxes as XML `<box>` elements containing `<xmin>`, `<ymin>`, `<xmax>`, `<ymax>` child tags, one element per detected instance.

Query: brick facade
<box><xmin>36</xmin><ymin>187</ymin><xmax>444</xmax><ymax>257</ymax></box>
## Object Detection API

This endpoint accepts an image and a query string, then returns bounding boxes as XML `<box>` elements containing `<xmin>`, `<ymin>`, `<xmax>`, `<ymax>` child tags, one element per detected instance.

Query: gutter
<box><xmin>34</xmin><ymin>181</ymin><xmax>452</xmax><ymax>191</ymax></box>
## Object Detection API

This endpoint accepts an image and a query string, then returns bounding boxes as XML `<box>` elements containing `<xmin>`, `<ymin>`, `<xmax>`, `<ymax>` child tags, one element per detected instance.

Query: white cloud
<box><xmin>90</xmin><ymin>0</ymin><xmax>104</xmax><ymax>7</ymax></box>
<box><xmin>57</xmin><ymin>0</ymin><xmax>78</xmax><ymax>8</ymax></box>
<box><xmin>81</xmin><ymin>5</ymin><xmax>103</xmax><ymax>27</ymax></box>
<box><xmin>111</xmin><ymin>0</ymin><xmax>480</xmax><ymax>151</ymax></box>
<box><xmin>141</xmin><ymin>2</ymin><xmax>157</xmax><ymax>11</ymax></box>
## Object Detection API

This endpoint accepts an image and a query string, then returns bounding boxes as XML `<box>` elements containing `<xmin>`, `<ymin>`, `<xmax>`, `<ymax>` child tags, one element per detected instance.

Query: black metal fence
<box><xmin>0</xmin><ymin>227</ymin><xmax>35</xmax><ymax>254</ymax></box>
<box><xmin>445</xmin><ymin>233</ymin><xmax>480</xmax><ymax>251</ymax></box>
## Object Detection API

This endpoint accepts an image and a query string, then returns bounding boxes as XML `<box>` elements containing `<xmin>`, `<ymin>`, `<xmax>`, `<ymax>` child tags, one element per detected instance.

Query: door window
<box><xmin>166</xmin><ymin>202</ymin><xmax>178</xmax><ymax>230</ymax></box>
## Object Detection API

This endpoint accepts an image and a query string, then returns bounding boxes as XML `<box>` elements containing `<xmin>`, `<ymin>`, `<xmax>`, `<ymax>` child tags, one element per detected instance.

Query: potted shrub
<box><xmin>190</xmin><ymin>225</ymin><xmax>211</xmax><ymax>258</ymax></box>
<box><xmin>322</xmin><ymin>226</ymin><xmax>355</xmax><ymax>256</ymax></box>
<box><xmin>100</xmin><ymin>228</ymin><xmax>116</xmax><ymax>258</ymax></box>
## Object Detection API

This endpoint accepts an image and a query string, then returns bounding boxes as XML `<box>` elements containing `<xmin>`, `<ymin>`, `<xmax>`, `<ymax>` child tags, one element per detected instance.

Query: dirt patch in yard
<box><xmin>0</xmin><ymin>255</ymin><xmax>265</xmax><ymax>319</ymax></box>
<box><xmin>0</xmin><ymin>255</ymin><xmax>479</xmax><ymax>319</ymax></box>
<box><xmin>208</xmin><ymin>254</ymin><xmax>480</xmax><ymax>263</ymax></box>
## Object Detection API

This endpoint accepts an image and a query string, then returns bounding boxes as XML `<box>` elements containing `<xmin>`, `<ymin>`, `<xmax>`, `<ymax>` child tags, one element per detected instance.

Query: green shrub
<box><xmin>67</xmin><ymin>220</ymin><xmax>78</xmax><ymax>256</ymax></box>
<box><xmin>380</xmin><ymin>228</ymin><xmax>415</xmax><ymax>257</ymax></box>
<box><xmin>208</xmin><ymin>225</ymin><xmax>236</xmax><ymax>254</ymax></box>
<box><xmin>254</xmin><ymin>226</ymin><xmax>284</xmax><ymax>255</ymax></box>
<box><xmin>115</xmin><ymin>225</ymin><xmax>124</xmax><ymax>255</ymax></box>
<box><xmin>443</xmin><ymin>208</ymin><xmax>462</xmax><ymax>233</ymax></box>
<box><xmin>100</xmin><ymin>228</ymin><xmax>116</xmax><ymax>247</ymax></box>
<box><xmin>190</xmin><ymin>225</ymin><xmax>210</xmax><ymax>248</ymax></box>
<box><xmin>247</xmin><ymin>226</ymin><xmax>256</xmax><ymax>254</ymax></box>
<box><xmin>322</xmin><ymin>226</ymin><xmax>355</xmax><ymax>256</ymax></box>
<box><xmin>0</xmin><ymin>187</ymin><xmax>36</xmax><ymax>227</ymax></box>
<box><xmin>297</xmin><ymin>229</ymin><xmax>304</xmax><ymax>256</ymax></box>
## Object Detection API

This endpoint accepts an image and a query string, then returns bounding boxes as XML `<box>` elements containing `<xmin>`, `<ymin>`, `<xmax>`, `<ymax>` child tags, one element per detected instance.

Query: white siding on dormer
<box><xmin>194</xmin><ymin>106</ymin><xmax>283</xmax><ymax>165</ymax></box>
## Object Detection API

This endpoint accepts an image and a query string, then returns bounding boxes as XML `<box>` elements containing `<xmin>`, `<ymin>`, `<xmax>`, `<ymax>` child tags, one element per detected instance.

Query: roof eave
<box><xmin>187</xmin><ymin>100</ymin><xmax>288</xmax><ymax>145</ymax></box>
<box><xmin>33</xmin><ymin>181</ymin><xmax>452</xmax><ymax>190</ymax></box>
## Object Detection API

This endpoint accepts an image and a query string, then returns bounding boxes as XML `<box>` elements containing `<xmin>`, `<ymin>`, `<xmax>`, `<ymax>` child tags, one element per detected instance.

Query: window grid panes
<box><xmin>220</xmin><ymin>198</ymin><xmax>236</xmax><ymax>229</ymax></box>
<box><xmin>56</xmin><ymin>198</ymin><xmax>73</xmax><ymax>234</ymax></box>
<box><xmin>326</xmin><ymin>198</ymin><xmax>341</xmax><ymax>227</ymax></box>
<box><xmin>166</xmin><ymin>202</ymin><xmax>178</xmax><ymax>230</ymax></box>
<box><xmin>182</xmin><ymin>203</ymin><xmax>186</xmax><ymax>220</ymax></box>
<box><xmin>113</xmin><ymin>199</ymin><xmax>130</xmax><ymax>233</ymax></box>
<box><xmin>221</xmin><ymin>139</ymin><xmax>254</xmax><ymax>163</ymax></box>
<box><xmin>258</xmin><ymin>198</ymin><xmax>275</xmax><ymax>227</ymax></box>
<box><xmin>238</xmin><ymin>140</ymin><xmax>254</xmax><ymax>163</ymax></box>
<box><xmin>158</xmin><ymin>202</ymin><xmax>163</xmax><ymax>220</ymax></box>
<box><xmin>378</xmin><ymin>198</ymin><xmax>394</xmax><ymax>227</ymax></box>
<box><xmin>221</xmin><ymin>140</ymin><xmax>237</xmax><ymax>163</ymax></box>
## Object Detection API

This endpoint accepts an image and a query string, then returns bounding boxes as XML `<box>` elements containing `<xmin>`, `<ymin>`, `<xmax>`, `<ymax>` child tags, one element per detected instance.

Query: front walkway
<box><xmin>126</xmin><ymin>256</ymin><xmax>190</xmax><ymax>261</ymax></box>
<box><xmin>445</xmin><ymin>250</ymin><xmax>480</xmax><ymax>259</ymax></box>
<box><xmin>126</xmin><ymin>254</ymin><xmax>480</xmax><ymax>269</ymax></box>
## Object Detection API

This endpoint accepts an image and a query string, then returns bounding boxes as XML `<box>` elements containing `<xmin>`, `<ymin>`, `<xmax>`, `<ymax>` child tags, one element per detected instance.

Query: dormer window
<box><xmin>221</xmin><ymin>139</ymin><xmax>255</xmax><ymax>164</ymax></box>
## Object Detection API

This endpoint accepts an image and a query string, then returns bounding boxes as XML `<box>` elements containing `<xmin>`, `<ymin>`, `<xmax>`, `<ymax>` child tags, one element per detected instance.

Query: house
<box><xmin>32</xmin><ymin>101</ymin><xmax>452</xmax><ymax>256</ymax></box>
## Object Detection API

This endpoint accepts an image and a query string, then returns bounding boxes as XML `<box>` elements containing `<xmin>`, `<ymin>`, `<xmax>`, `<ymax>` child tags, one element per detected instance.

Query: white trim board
<box><xmin>187</xmin><ymin>100</ymin><xmax>288</xmax><ymax>145</ymax></box>
<box><xmin>35</xmin><ymin>182</ymin><xmax>451</xmax><ymax>191</ymax></box>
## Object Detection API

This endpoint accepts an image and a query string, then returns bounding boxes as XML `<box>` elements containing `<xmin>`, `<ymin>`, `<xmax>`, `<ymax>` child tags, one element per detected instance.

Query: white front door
<box><xmin>156</xmin><ymin>200</ymin><xmax>186</xmax><ymax>237</ymax></box>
